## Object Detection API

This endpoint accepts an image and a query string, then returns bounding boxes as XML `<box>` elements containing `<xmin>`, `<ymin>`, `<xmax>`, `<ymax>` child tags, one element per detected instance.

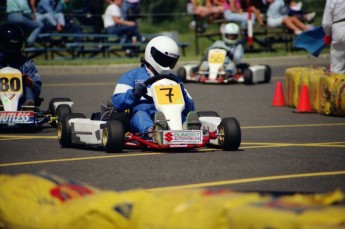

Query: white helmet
<box><xmin>222</xmin><ymin>23</ymin><xmax>240</xmax><ymax>45</ymax></box>
<box><xmin>144</xmin><ymin>36</ymin><xmax>180</xmax><ymax>74</ymax></box>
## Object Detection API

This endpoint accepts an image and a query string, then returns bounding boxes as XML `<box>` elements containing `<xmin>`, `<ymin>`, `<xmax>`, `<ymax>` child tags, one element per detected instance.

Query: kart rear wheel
<box><xmin>177</xmin><ymin>67</ymin><xmax>187</xmax><ymax>83</ymax></box>
<box><xmin>264</xmin><ymin>65</ymin><xmax>271</xmax><ymax>83</ymax></box>
<box><xmin>58</xmin><ymin>113</ymin><xmax>86</xmax><ymax>148</ymax></box>
<box><xmin>49</xmin><ymin>98</ymin><xmax>72</xmax><ymax>117</ymax></box>
<box><xmin>217</xmin><ymin>117</ymin><xmax>241</xmax><ymax>151</ymax></box>
<box><xmin>243</xmin><ymin>68</ymin><xmax>253</xmax><ymax>85</ymax></box>
<box><xmin>197</xmin><ymin>111</ymin><xmax>220</xmax><ymax>117</ymax></box>
<box><xmin>52</xmin><ymin>104</ymin><xmax>72</xmax><ymax>128</ymax></box>
<box><xmin>102</xmin><ymin>120</ymin><xmax>124</xmax><ymax>153</ymax></box>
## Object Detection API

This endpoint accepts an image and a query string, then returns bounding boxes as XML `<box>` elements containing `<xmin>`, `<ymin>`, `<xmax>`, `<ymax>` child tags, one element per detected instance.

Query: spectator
<box><xmin>322</xmin><ymin>0</ymin><xmax>345</xmax><ymax>73</ymax></box>
<box><xmin>111</xmin><ymin>36</ymin><xmax>197</xmax><ymax>136</ymax></box>
<box><xmin>0</xmin><ymin>23</ymin><xmax>42</xmax><ymax>108</ymax></box>
<box><xmin>103</xmin><ymin>0</ymin><xmax>143</xmax><ymax>43</ymax></box>
<box><xmin>240</xmin><ymin>0</ymin><xmax>265</xmax><ymax>27</ymax></box>
<box><xmin>56</xmin><ymin>0</ymin><xmax>82</xmax><ymax>34</ymax></box>
<box><xmin>6</xmin><ymin>0</ymin><xmax>44</xmax><ymax>47</ymax></box>
<box><xmin>286</xmin><ymin>0</ymin><xmax>316</xmax><ymax>23</ymax></box>
<box><xmin>121</xmin><ymin>0</ymin><xmax>141</xmax><ymax>21</ymax></box>
<box><xmin>187</xmin><ymin>0</ymin><xmax>224</xmax><ymax>32</ymax></box>
<box><xmin>223</xmin><ymin>0</ymin><xmax>256</xmax><ymax>30</ymax></box>
<box><xmin>82</xmin><ymin>0</ymin><xmax>112</xmax><ymax>34</ymax></box>
<box><xmin>266</xmin><ymin>0</ymin><xmax>308</xmax><ymax>35</ymax></box>
<box><xmin>36</xmin><ymin>0</ymin><xmax>65</xmax><ymax>32</ymax></box>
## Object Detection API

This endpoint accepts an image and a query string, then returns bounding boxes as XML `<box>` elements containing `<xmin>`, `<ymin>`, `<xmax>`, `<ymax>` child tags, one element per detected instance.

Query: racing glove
<box><xmin>323</xmin><ymin>35</ymin><xmax>331</xmax><ymax>46</ymax></box>
<box><xmin>23</xmin><ymin>74</ymin><xmax>34</xmax><ymax>88</ymax></box>
<box><xmin>133</xmin><ymin>83</ymin><xmax>147</xmax><ymax>99</ymax></box>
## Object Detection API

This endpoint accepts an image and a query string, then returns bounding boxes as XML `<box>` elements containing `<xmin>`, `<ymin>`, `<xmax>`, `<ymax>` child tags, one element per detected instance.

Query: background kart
<box><xmin>177</xmin><ymin>48</ymin><xmax>271</xmax><ymax>85</ymax></box>
<box><xmin>58</xmin><ymin>75</ymin><xmax>241</xmax><ymax>153</ymax></box>
<box><xmin>0</xmin><ymin>67</ymin><xmax>73</xmax><ymax>131</ymax></box>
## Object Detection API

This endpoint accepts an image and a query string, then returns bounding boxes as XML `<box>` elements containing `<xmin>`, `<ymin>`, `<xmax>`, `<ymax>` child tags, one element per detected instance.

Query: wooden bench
<box><xmin>23</xmin><ymin>32</ymin><xmax>190</xmax><ymax>60</ymax></box>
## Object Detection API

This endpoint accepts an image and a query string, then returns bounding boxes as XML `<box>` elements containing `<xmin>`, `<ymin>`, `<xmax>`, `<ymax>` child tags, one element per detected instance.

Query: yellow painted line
<box><xmin>0</xmin><ymin>152</ymin><xmax>162</xmax><ymax>167</ymax></box>
<box><xmin>0</xmin><ymin>135</ymin><xmax>57</xmax><ymax>140</ymax></box>
<box><xmin>242</xmin><ymin>123</ymin><xmax>345</xmax><ymax>129</ymax></box>
<box><xmin>44</xmin><ymin>82</ymin><xmax>114</xmax><ymax>87</ymax></box>
<box><xmin>148</xmin><ymin>171</ymin><xmax>345</xmax><ymax>191</ymax></box>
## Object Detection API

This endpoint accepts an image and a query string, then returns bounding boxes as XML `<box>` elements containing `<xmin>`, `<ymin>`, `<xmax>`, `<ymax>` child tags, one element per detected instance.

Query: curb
<box><xmin>37</xmin><ymin>54</ymin><xmax>329</xmax><ymax>76</ymax></box>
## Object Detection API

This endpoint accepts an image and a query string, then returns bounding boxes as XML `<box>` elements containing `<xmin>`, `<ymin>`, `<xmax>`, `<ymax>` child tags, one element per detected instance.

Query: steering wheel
<box><xmin>142</xmin><ymin>74</ymin><xmax>180</xmax><ymax>101</ymax></box>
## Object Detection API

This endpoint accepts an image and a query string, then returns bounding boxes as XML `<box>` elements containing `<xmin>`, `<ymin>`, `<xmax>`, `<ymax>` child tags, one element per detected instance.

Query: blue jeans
<box><xmin>223</xmin><ymin>11</ymin><xmax>256</xmax><ymax>29</ymax></box>
<box><xmin>8</xmin><ymin>13</ymin><xmax>44</xmax><ymax>46</ymax></box>
<box><xmin>106</xmin><ymin>24</ymin><xmax>142</xmax><ymax>43</ymax></box>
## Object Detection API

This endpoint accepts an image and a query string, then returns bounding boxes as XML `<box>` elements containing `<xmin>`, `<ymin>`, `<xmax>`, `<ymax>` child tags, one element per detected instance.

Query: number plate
<box><xmin>0</xmin><ymin>73</ymin><xmax>23</xmax><ymax>93</ymax></box>
<box><xmin>153</xmin><ymin>85</ymin><xmax>184</xmax><ymax>105</ymax></box>
<box><xmin>208</xmin><ymin>50</ymin><xmax>226</xmax><ymax>64</ymax></box>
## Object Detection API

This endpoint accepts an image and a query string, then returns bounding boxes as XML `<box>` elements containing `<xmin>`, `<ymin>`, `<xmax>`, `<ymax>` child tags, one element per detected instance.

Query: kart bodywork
<box><xmin>58</xmin><ymin>75</ymin><xmax>241</xmax><ymax>153</ymax></box>
<box><xmin>0</xmin><ymin>67</ymin><xmax>73</xmax><ymax>130</ymax></box>
<box><xmin>177</xmin><ymin>48</ymin><xmax>271</xmax><ymax>84</ymax></box>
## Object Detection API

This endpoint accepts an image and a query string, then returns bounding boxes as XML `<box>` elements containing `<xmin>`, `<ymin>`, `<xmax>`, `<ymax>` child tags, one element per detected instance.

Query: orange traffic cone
<box><xmin>272</xmin><ymin>81</ymin><xmax>285</xmax><ymax>106</ymax></box>
<box><xmin>295</xmin><ymin>84</ymin><xmax>313</xmax><ymax>113</ymax></box>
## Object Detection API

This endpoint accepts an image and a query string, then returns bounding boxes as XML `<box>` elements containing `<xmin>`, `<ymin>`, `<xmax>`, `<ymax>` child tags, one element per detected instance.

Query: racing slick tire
<box><xmin>49</xmin><ymin>98</ymin><xmax>72</xmax><ymax>117</ymax></box>
<box><xmin>177</xmin><ymin>67</ymin><xmax>187</xmax><ymax>83</ymax></box>
<box><xmin>58</xmin><ymin>113</ymin><xmax>86</xmax><ymax>148</ymax></box>
<box><xmin>197</xmin><ymin>111</ymin><xmax>220</xmax><ymax>117</ymax></box>
<box><xmin>217</xmin><ymin>117</ymin><xmax>241</xmax><ymax>151</ymax></box>
<box><xmin>102</xmin><ymin>120</ymin><xmax>124</xmax><ymax>153</ymax></box>
<box><xmin>52</xmin><ymin>104</ymin><xmax>72</xmax><ymax>128</ymax></box>
<box><xmin>243</xmin><ymin>68</ymin><xmax>253</xmax><ymax>85</ymax></box>
<box><xmin>264</xmin><ymin>65</ymin><xmax>271</xmax><ymax>83</ymax></box>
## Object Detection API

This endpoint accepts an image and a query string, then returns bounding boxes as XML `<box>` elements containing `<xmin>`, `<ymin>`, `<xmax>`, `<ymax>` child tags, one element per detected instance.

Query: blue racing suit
<box><xmin>0</xmin><ymin>51</ymin><xmax>42</xmax><ymax>107</ymax></box>
<box><xmin>111</xmin><ymin>65</ymin><xmax>195</xmax><ymax>133</ymax></box>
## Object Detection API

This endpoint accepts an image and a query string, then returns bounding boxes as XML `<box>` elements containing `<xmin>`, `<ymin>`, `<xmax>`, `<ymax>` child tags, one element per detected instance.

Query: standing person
<box><xmin>36</xmin><ymin>0</ymin><xmax>65</xmax><ymax>32</ymax></box>
<box><xmin>0</xmin><ymin>23</ymin><xmax>42</xmax><ymax>107</ymax></box>
<box><xmin>322</xmin><ymin>0</ymin><xmax>345</xmax><ymax>73</ymax></box>
<box><xmin>103</xmin><ymin>0</ymin><xmax>143</xmax><ymax>43</ymax></box>
<box><xmin>111</xmin><ymin>36</ymin><xmax>197</xmax><ymax>135</ymax></box>
<box><xmin>6</xmin><ymin>0</ymin><xmax>44</xmax><ymax>47</ymax></box>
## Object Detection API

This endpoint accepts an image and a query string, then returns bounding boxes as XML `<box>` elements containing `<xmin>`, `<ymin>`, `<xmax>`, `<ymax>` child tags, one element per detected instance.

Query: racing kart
<box><xmin>0</xmin><ymin>67</ymin><xmax>73</xmax><ymax>131</ymax></box>
<box><xmin>57</xmin><ymin>74</ymin><xmax>241</xmax><ymax>153</ymax></box>
<box><xmin>177</xmin><ymin>48</ymin><xmax>271</xmax><ymax>85</ymax></box>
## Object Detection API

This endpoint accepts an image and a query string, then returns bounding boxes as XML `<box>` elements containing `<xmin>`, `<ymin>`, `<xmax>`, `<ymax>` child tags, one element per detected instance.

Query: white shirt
<box><xmin>322</xmin><ymin>0</ymin><xmax>345</xmax><ymax>36</ymax></box>
<box><xmin>103</xmin><ymin>4</ymin><xmax>122</xmax><ymax>28</ymax></box>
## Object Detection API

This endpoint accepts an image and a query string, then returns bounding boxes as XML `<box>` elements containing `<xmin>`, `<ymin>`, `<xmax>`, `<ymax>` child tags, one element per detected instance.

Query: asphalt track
<box><xmin>1</xmin><ymin>54</ymin><xmax>344</xmax><ymax>194</ymax></box>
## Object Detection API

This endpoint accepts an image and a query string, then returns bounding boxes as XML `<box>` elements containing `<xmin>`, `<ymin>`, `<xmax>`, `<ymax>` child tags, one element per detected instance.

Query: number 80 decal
<box><xmin>0</xmin><ymin>73</ymin><xmax>23</xmax><ymax>93</ymax></box>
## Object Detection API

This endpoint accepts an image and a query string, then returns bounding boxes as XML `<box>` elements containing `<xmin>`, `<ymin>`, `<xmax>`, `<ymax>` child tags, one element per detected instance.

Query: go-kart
<box><xmin>0</xmin><ymin>67</ymin><xmax>73</xmax><ymax>131</ymax></box>
<box><xmin>177</xmin><ymin>48</ymin><xmax>271</xmax><ymax>85</ymax></box>
<box><xmin>57</xmin><ymin>74</ymin><xmax>241</xmax><ymax>153</ymax></box>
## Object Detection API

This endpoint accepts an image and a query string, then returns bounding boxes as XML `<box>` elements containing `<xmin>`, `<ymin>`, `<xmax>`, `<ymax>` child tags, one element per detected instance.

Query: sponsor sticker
<box><xmin>0</xmin><ymin>112</ymin><xmax>35</xmax><ymax>123</ymax></box>
<box><xmin>163</xmin><ymin>130</ymin><xmax>203</xmax><ymax>144</ymax></box>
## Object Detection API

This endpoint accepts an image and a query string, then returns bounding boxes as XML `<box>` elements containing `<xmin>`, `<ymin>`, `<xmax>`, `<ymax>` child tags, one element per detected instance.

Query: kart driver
<box><xmin>111</xmin><ymin>36</ymin><xmax>196</xmax><ymax>134</ymax></box>
<box><xmin>0</xmin><ymin>23</ymin><xmax>42</xmax><ymax>108</ymax></box>
<box><xmin>199</xmin><ymin>22</ymin><xmax>244</xmax><ymax>81</ymax></box>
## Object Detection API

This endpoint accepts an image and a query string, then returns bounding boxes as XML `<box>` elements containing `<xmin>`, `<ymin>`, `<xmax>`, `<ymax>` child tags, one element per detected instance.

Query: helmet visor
<box><xmin>225</xmin><ymin>34</ymin><xmax>238</xmax><ymax>41</ymax></box>
<box><xmin>150</xmin><ymin>46</ymin><xmax>179</xmax><ymax>69</ymax></box>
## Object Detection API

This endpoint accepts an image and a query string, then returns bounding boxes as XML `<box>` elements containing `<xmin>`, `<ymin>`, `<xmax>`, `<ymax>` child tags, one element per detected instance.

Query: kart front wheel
<box><xmin>58</xmin><ymin>113</ymin><xmax>86</xmax><ymax>148</ymax></box>
<box><xmin>177</xmin><ymin>67</ymin><xmax>187</xmax><ymax>83</ymax></box>
<box><xmin>52</xmin><ymin>104</ymin><xmax>72</xmax><ymax>128</ymax></box>
<box><xmin>243</xmin><ymin>68</ymin><xmax>253</xmax><ymax>85</ymax></box>
<box><xmin>217</xmin><ymin>117</ymin><xmax>241</xmax><ymax>151</ymax></box>
<box><xmin>102</xmin><ymin>120</ymin><xmax>124</xmax><ymax>153</ymax></box>
<box><xmin>264</xmin><ymin>65</ymin><xmax>271</xmax><ymax>83</ymax></box>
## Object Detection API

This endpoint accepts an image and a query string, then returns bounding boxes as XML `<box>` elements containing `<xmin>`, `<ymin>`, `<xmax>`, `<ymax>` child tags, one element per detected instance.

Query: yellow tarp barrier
<box><xmin>1</xmin><ymin>172</ymin><xmax>345</xmax><ymax>229</ymax></box>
